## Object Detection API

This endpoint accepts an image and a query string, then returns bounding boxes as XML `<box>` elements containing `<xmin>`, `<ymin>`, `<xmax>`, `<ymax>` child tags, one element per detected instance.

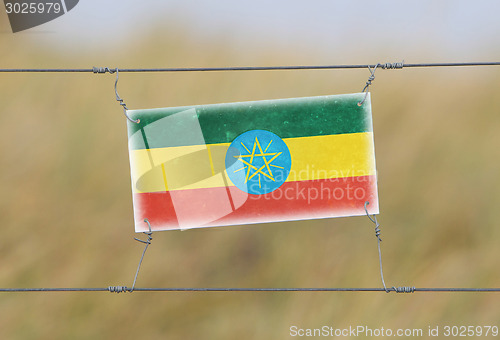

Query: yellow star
<box><xmin>233</xmin><ymin>137</ymin><xmax>282</xmax><ymax>188</ymax></box>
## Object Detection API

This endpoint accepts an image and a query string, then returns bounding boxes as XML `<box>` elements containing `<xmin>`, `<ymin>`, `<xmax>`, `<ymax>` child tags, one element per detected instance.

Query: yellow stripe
<box><xmin>129</xmin><ymin>132</ymin><xmax>375</xmax><ymax>193</ymax></box>
<box><xmin>286</xmin><ymin>133</ymin><xmax>375</xmax><ymax>182</ymax></box>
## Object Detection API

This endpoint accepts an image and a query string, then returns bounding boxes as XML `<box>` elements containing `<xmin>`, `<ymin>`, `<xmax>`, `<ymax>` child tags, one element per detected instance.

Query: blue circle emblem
<box><xmin>225</xmin><ymin>130</ymin><xmax>291</xmax><ymax>195</ymax></box>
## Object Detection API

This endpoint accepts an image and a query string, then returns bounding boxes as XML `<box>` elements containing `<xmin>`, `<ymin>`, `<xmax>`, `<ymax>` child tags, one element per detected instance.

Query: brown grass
<box><xmin>1</xmin><ymin>20</ymin><xmax>500</xmax><ymax>339</ymax></box>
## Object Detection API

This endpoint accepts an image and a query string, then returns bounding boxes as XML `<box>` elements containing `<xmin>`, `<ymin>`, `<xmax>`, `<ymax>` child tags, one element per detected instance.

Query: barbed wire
<box><xmin>0</xmin><ymin>61</ymin><xmax>499</xmax><ymax>73</ymax></box>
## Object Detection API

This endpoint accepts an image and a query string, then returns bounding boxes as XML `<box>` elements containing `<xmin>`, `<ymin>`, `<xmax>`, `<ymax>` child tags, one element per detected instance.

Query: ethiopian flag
<box><xmin>127</xmin><ymin>93</ymin><xmax>378</xmax><ymax>232</ymax></box>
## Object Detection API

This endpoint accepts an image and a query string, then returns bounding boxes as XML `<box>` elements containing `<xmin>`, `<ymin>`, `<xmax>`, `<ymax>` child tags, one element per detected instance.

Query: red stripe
<box><xmin>133</xmin><ymin>176</ymin><xmax>378</xmax><ymax>231</ymax></box>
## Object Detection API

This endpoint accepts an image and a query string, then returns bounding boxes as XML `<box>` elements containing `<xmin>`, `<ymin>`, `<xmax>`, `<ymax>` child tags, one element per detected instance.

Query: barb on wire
<box><xmin>108</xmin><ymin>286</ymin><xmax>128</xmax><ymax>294</ymax></box>
<box><xmin>379</xmin><ymin>61</ymin><xmax>405</xmax><ymax>70</ymax></box>
<box><xmin>92</xmin><ymin>67</ymin><xmax>114</xmax><ymax>74</ymax></box>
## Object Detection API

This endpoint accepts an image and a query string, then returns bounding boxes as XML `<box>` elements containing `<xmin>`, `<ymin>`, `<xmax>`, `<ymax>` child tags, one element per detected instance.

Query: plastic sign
<box><xmin>126</xmin><ymin>93</ymin><xmax>379</xmax><ymax>232</ymax></box>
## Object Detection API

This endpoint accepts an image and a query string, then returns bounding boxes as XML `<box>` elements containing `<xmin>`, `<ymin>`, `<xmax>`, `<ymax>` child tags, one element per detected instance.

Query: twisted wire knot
<box><xmin>365</xmin><ymin>201</ymin><xmax>416</xmax><ymax>294</ymax></box>
<box><xmin>374</xmin><ymin>222</ymin><xmax>382</xmax><ymax>241</ymax></box>
<box><xmin>364</xmin><ymin>201</ymin><xmax>382</xmax><ymax>242</ymax></box>
<box><xmin>380</xmin><ymin>61</ymin><xmax>404</xmax><ymax>69</ymax></box>
<box><xmin>134</xmin><ymin>219</ymin><xmax>153</xmax><ymax>245</ymax></box>
<box><xmin>108</xmin><ymin>286</ymin><xmax>129</xmax><ymax>293</ymax></box>
<box><xmin>92</xmin><ymin>66</ymin><xmax>139</xmax><ymax>123</ymax></box>
<box><xmin>358</xmin><ymin>61</ymin><xmax>404</xmax><ymax>106</ymax></box>
<box><xmin>92</xmin><ymin>67</ymin><xmax>116</xmax><ymax>74</ymax></box>
<box><xmin>363</xmin><ymin>73</ymin><xmax>375</xmax><ymax>92</ymax></box>
<box><xmin>358</xmin><ymin>64</ymin><xmax>378</xmax><ymax>106</ymax></box>
<box><xmin>392</xmin><ymin>286</ymin><xmax>415</xmax><ymax>293</ymax></box>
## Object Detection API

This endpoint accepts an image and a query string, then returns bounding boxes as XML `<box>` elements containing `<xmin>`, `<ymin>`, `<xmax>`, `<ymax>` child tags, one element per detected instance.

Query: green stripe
<box><xmin>128</xmin><ymin>93</ymin><xmax>372</xmax><ymax>150</ymax></box>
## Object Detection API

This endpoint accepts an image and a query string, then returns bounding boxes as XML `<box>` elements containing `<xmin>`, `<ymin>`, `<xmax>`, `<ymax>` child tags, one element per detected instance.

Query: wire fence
<box><xmin>1</xmin><ymin>287</ymin><xmax>499</xmax><ymax>293</ymax></box>
<box><xmin>0</xmin><ymin>61</ymin><xmax>499</xmax><ymax>73</ymax></box>
<box><xmin>1</xmin><ymin>60</ymin><xmax>499</xmax><ymax>294</ymax></box>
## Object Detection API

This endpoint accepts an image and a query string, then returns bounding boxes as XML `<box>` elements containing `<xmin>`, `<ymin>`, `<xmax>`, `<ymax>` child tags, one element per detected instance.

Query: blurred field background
<box><xmin>1</xmin><ymin>2</ymin><xmax>500</xmax><ymax>339</ymax></box>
